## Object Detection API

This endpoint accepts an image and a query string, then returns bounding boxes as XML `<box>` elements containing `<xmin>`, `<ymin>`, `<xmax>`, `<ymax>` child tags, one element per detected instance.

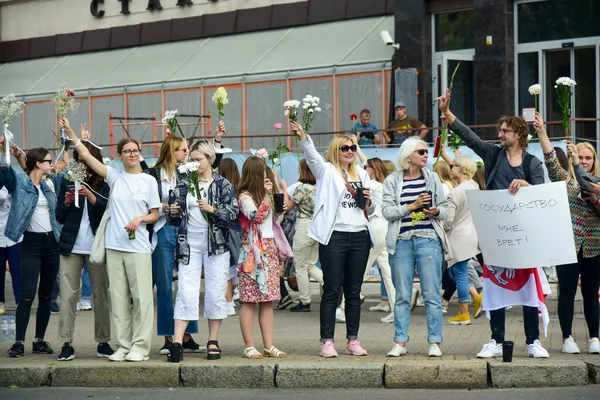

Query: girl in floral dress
<box><xmin>237</xmin><ymin>157</ymin><xmax>292</xmax><ymax>359</ymax></box>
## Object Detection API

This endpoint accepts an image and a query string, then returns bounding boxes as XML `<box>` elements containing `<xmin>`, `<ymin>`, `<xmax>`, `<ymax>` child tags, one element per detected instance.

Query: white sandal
<box><xmin>263</xmin><ymin>346</ymin><xmax>287</xmax><ymax>358</ymax></box>
<box><xmin>242</xmin><ymin>347</ymin><xmax>263</xmax><ymax>359</ymax></box>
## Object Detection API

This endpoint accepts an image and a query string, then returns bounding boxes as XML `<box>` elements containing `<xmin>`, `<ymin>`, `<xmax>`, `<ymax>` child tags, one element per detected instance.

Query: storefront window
<box><xmin>434</xmin><ymin>10</ymin><xmax>475</xmax><ymax>52</ymax></box>
<box><xmin>518</xmin><ymin>0</ymin><xmax>600</xmax><ymax>44</ymax></box>
<box><xmin>518</xmin><ymin>52</ymin><xmax>538</xmax><ymax>114</ymax></box>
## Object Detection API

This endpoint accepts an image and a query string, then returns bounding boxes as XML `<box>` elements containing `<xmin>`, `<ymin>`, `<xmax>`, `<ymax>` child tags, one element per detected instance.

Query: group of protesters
<box><xmin>1</xmin><ymin>87</ymin><xmax>599</xmax><ymax>362</ymax></box>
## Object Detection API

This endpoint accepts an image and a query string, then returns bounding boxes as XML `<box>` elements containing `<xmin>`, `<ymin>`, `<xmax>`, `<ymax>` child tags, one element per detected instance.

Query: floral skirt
<box><xmin>238</xmin><ymin>239</ymin><xmax>281</xmax><ymax>303</ymax></box>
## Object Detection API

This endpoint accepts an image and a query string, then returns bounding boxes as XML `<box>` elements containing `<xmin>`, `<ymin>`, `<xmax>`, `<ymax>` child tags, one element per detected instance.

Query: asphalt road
<box><xmin>0</xmin><ymin>387</ymin><xmax>598</xmax><ymax>400</ymax></box>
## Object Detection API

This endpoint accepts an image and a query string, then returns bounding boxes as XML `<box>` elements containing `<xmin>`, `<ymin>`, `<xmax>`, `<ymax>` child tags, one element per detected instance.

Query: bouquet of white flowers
<box><xmin>162</xmin><ymin>110</ymin><xmax>179</xmax><ymax>136</ymax></box>
<box><xmin>284</xmin><ymin>100</ymin><xmax>301</xmax><ymax>126</ymax></box>
<box><xmin>63</xmin><ymin>160</ymin><xmax>89</xmax><ymax>208</ymax></box>
<box><xmin>301</xmin><ymin>94</ymin><xmax>321</xmax><ymax>133</ymax></box>
<box><xmin>555</xmin><ymin>77</ymin><xmax>577</xmax><ymax>140</ymax></box>
<box><xmin>52</xmin><ymin>82</ymin><xmax>78</xmax><ymax>117</ymax></box>
<box><xmin>0</xmin><ymin>94</ymin><xmax>25</xmax><ymax>165</ymax></box>
<box><xmin>528</xmin><ymin>84</ymin><xmax>541</xmax><ymax>111</ymax></box>
<box><xmin>177</xmin><ymin>161</ymin><xmax>214</xmax><ymax>240</ymax></box>
<box><xmin>212</xmin><ymin>87</ymin><xmax>228</xmax><ymax>121</ymax></box>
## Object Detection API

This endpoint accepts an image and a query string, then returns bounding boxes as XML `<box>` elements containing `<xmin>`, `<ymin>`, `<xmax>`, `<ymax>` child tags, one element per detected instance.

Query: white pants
<box><xmin>293</xmin><ymin>218</ymin><xmax>323</xmax><ymax>303</ymax></box>
<box><xmin>363</xmin><ymin>225</ymin><xmax>395</xmax><ymax>307</ymax></box>
<box><xmin>174</xmin><ymin>231</ymin><xmax>230</xmax><ymax>321</ymax></box>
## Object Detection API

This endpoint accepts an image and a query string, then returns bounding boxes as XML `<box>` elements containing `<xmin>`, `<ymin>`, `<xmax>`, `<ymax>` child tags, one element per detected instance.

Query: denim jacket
<box><xmin>0</xmin><ymin>165</ymin><xmax>63</xmax><ymax>242</ymax></box>
<box><xmin>167</xmin><ymin>171</ymin><xmax>239</xmax><ymax>264</ymax></box>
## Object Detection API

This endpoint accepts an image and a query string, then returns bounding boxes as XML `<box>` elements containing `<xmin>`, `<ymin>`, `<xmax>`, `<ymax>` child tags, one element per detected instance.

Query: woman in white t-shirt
<box><xmin>60</xmin><ymin>117</ymin><xmax>160</xmax><ymax>362</ymax></box>
<box><xmin>294</xmin><ymin>122</ymin><xmax>375</xmax><ymax>359</ymax></box>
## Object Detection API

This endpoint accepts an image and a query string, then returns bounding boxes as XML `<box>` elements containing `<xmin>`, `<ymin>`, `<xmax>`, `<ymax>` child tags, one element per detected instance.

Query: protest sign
<box><xmin>466</xmin><ymin>181</ymin><xmax>577</xmax><ymax>269</ymax></box>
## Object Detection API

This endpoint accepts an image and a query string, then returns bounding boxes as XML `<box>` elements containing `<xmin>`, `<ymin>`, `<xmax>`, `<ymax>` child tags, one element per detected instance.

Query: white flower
<box><xmin>102</xmin><ymin>157</ymin><xmax>111</xmax><ymax>165</ymax></box>
<box><xmin>273</xmin><ymin>157</ymin><xmax>279</xmax><ymax>165</ymax></box>
<box><xmin>307</xmin><ymin>109</ymin><xmax>314</xmax><ymax>114</ymax></box>
<box><xmin>315</xmin><ymin>107</ymin><xmax>321</xmax><ymax>113</ymax></box>
<box><xmin>527</xmin><ymin>134</ymin><xmax>533</xmax><ymax>142</ymax></box>
<box><xmin>528</xmin><ymin>84</ymin><xmax>541</xmax><ymax>96</ymax></box>
<box><xmin>212</xmin><ymin>87</ymin><xmax>228</xmax><ymax>104</ymax></box>
<box><xmin>302</xmin><ymin>104</ymin><xmax>309</xmax><ymax>110</ymax></box>
<box><xmin>556</xmin><ymin>77</ymin><xmax>576</xmax><ymax>87</ymax></box>
<box><xmin>284</xmin><ymin>109</ymin><xmax>290</xmax><ymax>117</ymax></box>
<box><xmin>313</xmin><ymin>96</ymin><xmax>320</xmax><ymax>103</ymax></box>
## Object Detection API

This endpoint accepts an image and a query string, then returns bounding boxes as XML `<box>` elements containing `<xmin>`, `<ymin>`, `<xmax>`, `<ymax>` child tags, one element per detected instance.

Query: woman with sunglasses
<box><xmin>142</xmin><ymin>134</ymin><xmax>202</xmax><ymax>356</ymax></box>
<box><xmin>167</xmin><ymin>140</ymin><xmax>238</xmax><ymax>362</ymax></box>
<box><xmin>294</xmin><ymin>122</ymin><xmax>375</xmax><ymax>358</ymax></box>
<box><xmin>1</xmin><ymin>139</ymin><xmax>62</xmax><ymax>358</ymax></box>
<box><xmin>60</xmin><ymin>117</ymin><xmax>161</xmax><ymax>362</ymax></box>
<box><xmin>382</xmin><ymin>138</ymin><xmax>449</xmax><ymax>358</ymax></box>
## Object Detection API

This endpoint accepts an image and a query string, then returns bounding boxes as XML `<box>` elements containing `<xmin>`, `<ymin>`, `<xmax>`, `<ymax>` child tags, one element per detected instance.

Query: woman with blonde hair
<box><xmin>534</xmin><ymin>114</ymin><xmax>600</xmax><ymax>355</ymax></box>
<box><xmin>237</xmin><ymin>157</ymin><xmax>292</xmax><ymax>359</ymax></box>
<box><xmin>433</xmin><ymin>160</ymin><xmax>456</xmax><ymax>196</ymax></box>
<box><xmin>295</xmin><ymin>123</ymin><xmax>375</xmax><ymax>358</ymax></box>
<box><xmin>444</xmin><ymin>155</ymin><xmax>483</xmax><ymax>326</ymax></box>
<box><xmin>383</xmin><ymin>160</ymin><xmax>396</xmax><ymax>175</ymax></box>
<box><xmin>382</xmin><ymin>138</ymin><xmax>449</xmax><ymax>358</ymax></box>
<box><xmin>144</xmin><ymin>135</ymin><xmax>202</xmax><ymax>355</ymax></box>
<box><xmin>167</xmin><ymin>140</ymin><xmax>238</xmax><ymax>362</ymax></box>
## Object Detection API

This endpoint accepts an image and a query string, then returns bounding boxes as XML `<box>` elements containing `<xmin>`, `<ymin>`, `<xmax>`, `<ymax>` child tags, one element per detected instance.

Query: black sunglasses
<box><xmin>39</xmin><ymin>159</ymin><xmax>53</xmax><ymax>164</ymax></box>
<box><xmin>415</xmin><ymin>149</ymin><xmax>428</xmax><ymax>156</ymax></box>
<box><xmin>340</xmin><ymin>145</ymin><xmax>357</xmax><ymax>153</ymax></box>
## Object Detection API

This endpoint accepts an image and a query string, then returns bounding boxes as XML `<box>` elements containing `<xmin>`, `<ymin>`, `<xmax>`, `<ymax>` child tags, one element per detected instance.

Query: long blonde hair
<box><xmin>433</xmin><ymin>160</ymin><xmax>457</xmax><ymax>189</ymax></box>
<box><xmin>577</xmin><ymin>142</ymin><xmax>599</xmax><ymax>176</ymax></box>
<box><xmin>327</xmin><ymin>135</ymin><xmax>359</xmax><ymax>180</ymax></box>
<box><xmin>154</xmin><ymin>136</ymin><xmax>184</xmax><ymax>176</ymax></box>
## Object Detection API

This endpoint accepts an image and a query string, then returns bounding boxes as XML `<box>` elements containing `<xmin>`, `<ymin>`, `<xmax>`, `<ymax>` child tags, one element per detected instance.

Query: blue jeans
<box><xmin>390</xmin><ymin>237</ymin><xmax>443</xmax><ymax>343</ymax></box>
<box><xmin>0</xmin><ymin>243</ymin><xmax>22</xmax><ymax>303</ymax></box>
<box><xmin>81</xmin><ymin>262</ymin><xmax>92</xmax><ymax>299</ymax></box>
<box><xmin>448</xmin><ymin>260</ymin><xmax>473</xmax><ymax>303</ymax></box>
<box><xmin>378</xmin><ymin>265</ymin><xmax>388</xmax><ymax>301</ymax></box>
<box><xmin>152</xmin><ymin>224</ymin><xmax>198</xmax><ymax>337</ymax></box>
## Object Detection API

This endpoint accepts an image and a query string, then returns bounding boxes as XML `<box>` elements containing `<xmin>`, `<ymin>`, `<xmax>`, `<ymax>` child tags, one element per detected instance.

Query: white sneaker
<box><xmin>227</xmin><ymin>302</ymin><xmax>236</xmax><ymax>316</ymax></box>
<box><xmin>232</xmin><ymin>287</ymin><xmax>240</xmax><ymax>302</ymax></box>
<box><xmin>416</xmin><ymin>295</ymin><xmax>425</xmax><ymax>307</ymax></box>
<box><xmin>589</xmin><ymin>338</ymin><xmax>600</xmax><ymax>354</ymax></box>
<box><xmin>428</xmin><ymin>343</ymin><xmax>442</xmax><ymax>357</ymax></box>
<box><xmin>380</xmin><ymin>312</ymin><xmax>394</xmax><ymax>323</ymax></box>
<box><xmin>527</xmin><ymin>340</ymin><xmax>549</xmax><ymax>358</ymax></box>
<box><xmin>369</xmin><ymin>303</ymin><xmax>390</xmax><ymax>312</ymax></box>
<box><xmin>108</xmin><ymin>348</ymin><xmax>129</xmax><ymax>362</ymax></box>
<box><xmin>335</xmin><ymin>308</ymin><xmax>346</xmax><ymax>323</ymax></box>
<box><xmin>76</xmin><ymin>299</ymin><xmax>93</xmax><ymax>311</ymax></box>
<box><xmin>125</xmin><ymin>350</ymin><xmax>149</xmax><ymax>362</ymax></box>
<box><xmin>0</xmin><ymin>302</ymin><xmax>5</xmax><ymax>315</ymax></box>
<box><xmin>561</xmin><ymin>336</ymin><xmax>581</xmax><ymax>354</ymax></box>
<box><xmin>476</xmin><ymin>339</ymin><xmax>503</xmax><ymax>358</ymax></box>
<box><xmin>387</xmin><ymin>343</ymin><xmax>407</xmax><ymax>357</ymax></box>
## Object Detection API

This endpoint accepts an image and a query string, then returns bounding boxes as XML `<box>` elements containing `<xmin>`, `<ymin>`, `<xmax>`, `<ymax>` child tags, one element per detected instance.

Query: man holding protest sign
<box><xmin>437</xmin><ymin>88</ymin><xmax>550</xmax><ymax>359</ymax></box>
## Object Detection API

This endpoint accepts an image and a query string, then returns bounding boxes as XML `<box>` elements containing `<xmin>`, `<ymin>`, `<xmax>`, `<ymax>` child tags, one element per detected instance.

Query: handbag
<box><xmin>90</xmin><ymin>208</ymin><xmax>110</xmax><ymax>265</ymax></box>
<box><xmin>343</xmin><ymin>178</ymin><xmax>369</xmax><ymax>220</ymax></box>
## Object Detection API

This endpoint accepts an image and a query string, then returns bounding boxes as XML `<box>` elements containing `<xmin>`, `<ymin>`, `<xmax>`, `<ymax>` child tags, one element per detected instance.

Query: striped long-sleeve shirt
<box><xmin>398</xmin><ymin>175</ymin><xmax>435</xmax><ymax>238</ymax></box>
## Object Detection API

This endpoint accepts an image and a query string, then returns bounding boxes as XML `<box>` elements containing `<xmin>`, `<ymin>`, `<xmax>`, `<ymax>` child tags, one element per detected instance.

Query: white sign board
<box><xmin>522</xmin><ymin>108</ymin><xmax>536</xmax><ymax>122</ymax></box>
<box><xmin>466</xmin><ymin>181</ymin><xmax>577</xmax><ymax>269</ymax></box>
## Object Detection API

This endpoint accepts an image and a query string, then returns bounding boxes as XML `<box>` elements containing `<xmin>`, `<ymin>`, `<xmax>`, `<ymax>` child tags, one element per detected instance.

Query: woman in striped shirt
<box><xmin>382</xmin><ymin>138</ymin><xmax>450</xmax><ymax>358</ymax></box>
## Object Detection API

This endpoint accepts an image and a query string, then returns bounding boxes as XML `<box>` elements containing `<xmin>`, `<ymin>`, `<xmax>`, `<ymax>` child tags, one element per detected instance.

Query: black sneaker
<box><xmin>32</xmin><ymin>340</ymin><xmax>53</xmax><ymax>354</ymax></box>
<box><xmin>290</xmin><ymin>301</ymin><xmax>311</xmax><ymax>312</ymax></box>
<box><xmin>96</xmin><ymin>343</ymin><xmax>115</xmax><ymax>358</ymax></box>
<box><xmin>8</xmin><ymin>342</ymin><xmax>24</xmax><ymax>358</ymax></box>
<box><xmin>159</xmin><ymin>340</ymin><xmax>171</xmax><ymax>355</ymax></box>
<box><xmin>182</xmin><ymin>336</ymin><xmax>205</xmax><ymax>353</ymax></box>
<box><xmin>57</xmin><ymin>343</ymin><xmax>75</xmax><ymax>361</ymax></box>
<box><xmin>51</xmin><ymin>301</ymin><xmax>60</xmax><ymax>315</ymax></box>
<box><xmin>276</xmin><ymin>295</ymin><xmax>293</xmax><ymax>310</ymax></box>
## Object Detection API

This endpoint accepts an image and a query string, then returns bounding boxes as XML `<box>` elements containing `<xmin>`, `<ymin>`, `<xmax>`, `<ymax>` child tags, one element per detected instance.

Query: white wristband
<box><xmin>73</xmin><ymin>139</ymin><xmax>81</xmax><ymax>149</ymax></box>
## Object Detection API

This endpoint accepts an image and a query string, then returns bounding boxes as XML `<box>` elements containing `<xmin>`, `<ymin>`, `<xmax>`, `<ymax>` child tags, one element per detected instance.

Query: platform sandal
<box><xmin>207</xmin><ymin>340</ymin><xmax>222</xmax><ymax>360</ymax></box>
<box><xmin>263</xmin><ymin>346</ymin><xmax>286</xmax><ymax>358</ymax></box>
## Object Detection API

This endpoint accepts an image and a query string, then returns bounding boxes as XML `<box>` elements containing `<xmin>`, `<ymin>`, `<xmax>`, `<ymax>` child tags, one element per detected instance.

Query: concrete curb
<box><xmin>276</xmin><ymin>363</ymin><xmax>384</xmax><ymax>388</ymax></box>
<box><xmin>488</xmin><ymin>360</ymin><xmax>589</xmax><ymax>388</ymax></box>
<box><xmin>0</xmin><ymin>360</ymin><xmax>596</xmax><ymax>389</ymax></box>
<box><xmin>385</xmin><ymin>360</ymin><xmax>488</xmax><ymax>389</ymax></box>
<box><xmin>181</xmin><ymin>363</ymin><xmax>275</xmax><ymax>388</ymax></box>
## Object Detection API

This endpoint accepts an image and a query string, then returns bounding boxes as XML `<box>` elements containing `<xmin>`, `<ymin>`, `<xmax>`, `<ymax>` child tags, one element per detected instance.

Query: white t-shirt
<box><xmin>155</xmin><ymin>168</ymin><xmax>177</xmax><ymax>232</ymax></box>
<box><xmin>259</xmin><ymin>207</ymin><xmax>275</xmax><ymax>239</ymax></box>
<box><xmin>105</xmin><ymin>167</ymin><xmax>161</xmax><ymax>254</ymax></box>
<box><xmin>187</xmin><ymin>180</ymin><xmax>212</xmax><ymax>235</ymax></box>
<box><xmin>71</xmin><ymin>201</ymin><xmax>94</xmax><ymax>255</ymax></box>
<box><xmin>333</xmin><ymin>181</ymin><xmax>368</xmax><ymax>233</ymax></box>
<box><xmin>0</xmin><ymin>187</ymin><xmax>22</xmax><ymax>247</ymax></box>
<box><xmin>27</xmin><ymin>185</ymin><xmax>52</xmax><ymax>233</ymax></box>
